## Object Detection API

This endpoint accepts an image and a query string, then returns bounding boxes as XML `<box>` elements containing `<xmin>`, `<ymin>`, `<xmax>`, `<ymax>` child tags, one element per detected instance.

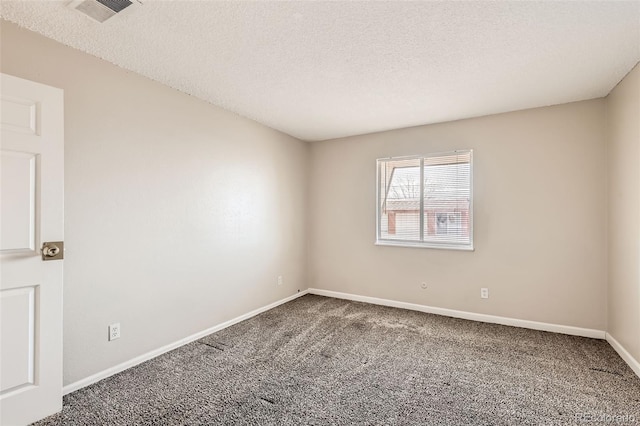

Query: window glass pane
<box><xmin>423</xmin><ymin>157</ymin><xmax>471</xmax><ymax>244</ymax></box>
<box><xmin>377</xmin><ymin>151</ymin><xmax>472</xmax><ymax>249</ymax></box>
<box><xmin>379</xmin><ymin>158</ymin><xmax>421</xmax><ymax>241</ymax></box>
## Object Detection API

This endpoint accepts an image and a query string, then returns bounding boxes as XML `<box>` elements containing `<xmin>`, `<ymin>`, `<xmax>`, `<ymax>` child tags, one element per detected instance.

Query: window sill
<box><xmin>375</xmin><ymin>240</ymin><xmax>474</xmax><ymax>251</ymax></box>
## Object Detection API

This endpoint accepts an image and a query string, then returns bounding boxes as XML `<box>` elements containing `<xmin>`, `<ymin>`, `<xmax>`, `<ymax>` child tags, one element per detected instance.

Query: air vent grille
<box><xmin>71</xmin><ymin>0</ymin><xmax>133</xmax><ymax>23</ymax></box>
<box><xmin>96</xmin><ymin>0</ymin><xmax>132</xmax><ymax>13</ymax></box>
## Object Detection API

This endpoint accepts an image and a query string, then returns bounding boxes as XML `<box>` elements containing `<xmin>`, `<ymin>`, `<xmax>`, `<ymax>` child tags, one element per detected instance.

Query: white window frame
<box><xmin>375</xmin><ymin>150</ymin><xmax>474</xmax><ymax>251</ymax></box>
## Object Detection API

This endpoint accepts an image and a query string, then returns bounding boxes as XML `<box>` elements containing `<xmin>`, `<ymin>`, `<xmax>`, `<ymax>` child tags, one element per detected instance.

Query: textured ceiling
<box><xmin>1</xmin><ymin>1</ymin><xmax>639</xmax><ymax>141</ymax></box>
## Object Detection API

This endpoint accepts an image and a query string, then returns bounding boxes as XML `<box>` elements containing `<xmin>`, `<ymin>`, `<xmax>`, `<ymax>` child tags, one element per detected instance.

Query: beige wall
<box><xmin>607</xmin><ymin>64</ymin><xmax>640</xmax><ymax>364</ymax></box>
<box><xmin>0</xmin><ymin>22</ymin><xmax>309</xmax><ymax>386</ymax></box>
<box><xmin>309</xmin><ymin>100</ymin><xmax>608</xmax><ymax>330</ymax></box>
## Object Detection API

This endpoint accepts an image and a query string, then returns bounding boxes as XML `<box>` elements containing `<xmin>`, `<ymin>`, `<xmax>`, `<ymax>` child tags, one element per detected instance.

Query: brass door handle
<box><xmin>43</xmin><ymin>245</ymin><xmax>59</xmax><ymax>257</ymax></box>
<box><xmin>42</xmin><ymin>242</ymin><xmax>64</xmax><ymax>260</ymax></box>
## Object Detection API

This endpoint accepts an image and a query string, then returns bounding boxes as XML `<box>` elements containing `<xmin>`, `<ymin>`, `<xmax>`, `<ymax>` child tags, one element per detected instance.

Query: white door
<box><xmin>0</xmin><ymin>73</ymin><xmax>64</xmax><ymax>425</ymax></box>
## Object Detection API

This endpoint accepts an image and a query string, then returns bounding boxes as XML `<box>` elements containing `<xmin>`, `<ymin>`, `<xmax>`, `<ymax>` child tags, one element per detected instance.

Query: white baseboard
<box><xmin>606</xmin><ymin>333</ymin><xmax>640</xmax><ymax>378</ymax></box>
<box><xmin>308</xmin><ymin>288</ymin><xmax>606</xmax><ymax>339</ymax></box>
<box><xmin>63</xmin><ymin>290</ymin><xmax>309</xmax><ymax>395</ymax></box>
<box><xmin>65</xmin><ymin>288</ymin><xmax>634</xmax><ymax>396</ymax></box>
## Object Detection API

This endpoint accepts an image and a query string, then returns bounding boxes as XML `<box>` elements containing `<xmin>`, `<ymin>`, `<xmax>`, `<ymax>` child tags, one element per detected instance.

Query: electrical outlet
<box><xmin>277</xmin><ymin>275</ymin><xmax>283</xmax><ymax>286</ymax></box>
<box><xmin>421</xmin><ymin>282</ymin><xmax>428</xmax><ymax>289</ymax></box>
<box><xmin>108</xmin><ymin>323</ymin><xmax>120</xmax><ymax>341</ymax></box>
<box><xmin>480</xmin><ymin>288</ymin><xmax>489</xmax><ymax>299</ymax></box>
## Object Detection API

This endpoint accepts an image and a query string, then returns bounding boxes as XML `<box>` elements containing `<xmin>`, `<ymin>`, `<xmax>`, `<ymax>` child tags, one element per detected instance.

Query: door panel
<box><xmin>0</xmin><ymin>286</ymin><xmax>36</xmax><ymax>392</ymax></box>
<box><xmin>1</xmin><ymin>73</ymin><xmax>64</xmax><ymax>426</ymax></box>
<box><xmin>0</xmin><ymin>96</ymin><xmax>38</xmax><ymax>135</ymax></box>
<box><xmin>1</xmin><ymin>151</ymin><xmax>37</xmax><ymax>252</ymax></box>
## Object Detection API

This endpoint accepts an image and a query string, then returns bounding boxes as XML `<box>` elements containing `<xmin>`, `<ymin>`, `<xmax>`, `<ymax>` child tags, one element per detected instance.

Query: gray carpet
<box><xmin>34</xmin><ymin>295</ymin><xmax>640</xmax><ymax>425</ymax></box>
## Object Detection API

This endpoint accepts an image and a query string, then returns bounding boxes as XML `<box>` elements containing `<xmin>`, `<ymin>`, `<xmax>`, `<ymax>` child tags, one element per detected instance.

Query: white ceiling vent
<box><xmin>68</xmin><ymin>0</ymin><xmax>135</xmax><ymax>23</ymax></box>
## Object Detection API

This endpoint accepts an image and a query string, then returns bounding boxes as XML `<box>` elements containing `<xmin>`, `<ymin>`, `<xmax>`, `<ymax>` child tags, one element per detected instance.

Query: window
<box><xmin>376</xmin><ymin>150</ymin><xmax>473</xmax><ymax>250</ymax></box>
